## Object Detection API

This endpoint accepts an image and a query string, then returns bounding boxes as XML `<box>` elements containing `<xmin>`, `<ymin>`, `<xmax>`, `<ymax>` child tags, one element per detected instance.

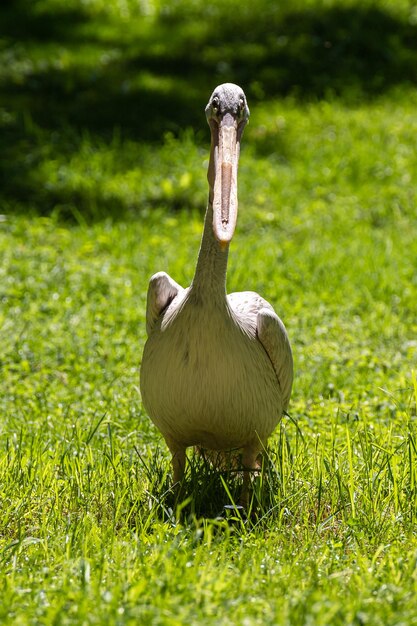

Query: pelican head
<box><xmin>205</xmin><ymin>83</ymin><xmax>250</xmax><ymax>246</ymax></box>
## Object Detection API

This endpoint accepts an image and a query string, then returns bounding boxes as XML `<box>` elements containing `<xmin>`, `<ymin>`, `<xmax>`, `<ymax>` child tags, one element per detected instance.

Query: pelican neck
<box><xmin>190</xmin><ymin>202</ymin><xmax>230</xmax><ymax>301</ymax></box>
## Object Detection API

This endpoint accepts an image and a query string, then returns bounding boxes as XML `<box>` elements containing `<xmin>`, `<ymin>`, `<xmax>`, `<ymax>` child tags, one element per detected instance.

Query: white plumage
<box><xmin>140</xmin><ymin>83</ymin><xmax>293</xmax><ymax>505</ymax></box>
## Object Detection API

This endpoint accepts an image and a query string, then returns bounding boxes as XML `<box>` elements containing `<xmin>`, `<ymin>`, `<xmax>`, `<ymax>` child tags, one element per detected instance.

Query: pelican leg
<box><xmin>172</xmin><ymin>449</ymin><xmax>186</xmax><ymax>484</ymax></box>
<box><xmin>239</xmin><ymin>445</ymin><xmax>262</xmax><ymax>509</ymax></box>
<box><xmin>165</xmin><ymin>438</ymin><xmax>186</xmax><ymax>485</ymax></box>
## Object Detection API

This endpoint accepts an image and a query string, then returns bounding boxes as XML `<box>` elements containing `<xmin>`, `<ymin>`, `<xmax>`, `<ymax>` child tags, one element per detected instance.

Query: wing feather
<box><xmin>145</xmin><ymin>271</ymin><xmax>183</xmax><ymax>335</ymax></box>
<box><xmin>228</xmin><ymin>291</ymin><xmax>293</xmax><ymax>410</ymax></box>
<box><xmin>257</xmin><ymin>307</ymin><xmax>293</xmax><ymax>411</ymax></box>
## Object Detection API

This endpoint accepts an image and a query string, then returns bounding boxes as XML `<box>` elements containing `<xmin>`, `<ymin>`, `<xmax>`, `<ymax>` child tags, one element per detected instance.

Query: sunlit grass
<box><xmin>1</xmin><ymin>0</ymin><xmax>417</xmax><ymax>623</ymax></box>
<box><xmin>1</xmin><ymin>144</ymin><xmax>417</xmax><ymax>622</ymax></box>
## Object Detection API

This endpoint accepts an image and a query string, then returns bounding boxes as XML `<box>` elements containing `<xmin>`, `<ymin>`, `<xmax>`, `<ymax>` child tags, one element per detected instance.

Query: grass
<box><xmin>1</xmin><ymin>0</ymin><xmax>417</xmax><ymax>623</ymax></box>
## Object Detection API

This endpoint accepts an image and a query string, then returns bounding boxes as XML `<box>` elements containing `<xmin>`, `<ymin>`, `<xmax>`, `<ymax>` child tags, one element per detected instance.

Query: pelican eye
<box><xmin>212</xmin><ymin>96</ymin><xmax>220</xmax><ymax>113</ymax></box>
<box><xmin>238</xmin><ymin>96</ymin><xmax>245</xmax><ymax>117</ymax></box>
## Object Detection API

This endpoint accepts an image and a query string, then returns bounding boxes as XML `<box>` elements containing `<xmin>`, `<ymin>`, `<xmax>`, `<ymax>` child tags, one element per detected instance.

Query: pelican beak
<box><xmin>212</xmin><ymin>113</ymin><xmax>240</xmax><ymax>246</ymax></box>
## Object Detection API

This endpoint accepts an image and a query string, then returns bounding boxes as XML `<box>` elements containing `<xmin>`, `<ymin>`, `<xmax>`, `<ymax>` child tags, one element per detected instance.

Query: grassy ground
<box><xmin>1</xmin><ymin>0</ymin><xmax>417</xmax><ymax>624</ymax></box>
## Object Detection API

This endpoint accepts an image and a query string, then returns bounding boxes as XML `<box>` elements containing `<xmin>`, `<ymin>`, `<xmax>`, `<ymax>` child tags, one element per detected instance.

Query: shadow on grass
<box><xmin>1</xmin><ymin>0</ymin><xmax>417</xmax><ymax>218</ymax></box>
<box><xmin>139</xmin><ymin>445</ymin><xmax>293</xmax><ymax>525</ymax></box>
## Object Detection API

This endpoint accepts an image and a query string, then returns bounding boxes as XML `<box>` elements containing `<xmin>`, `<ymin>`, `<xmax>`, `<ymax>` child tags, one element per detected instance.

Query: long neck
<box><xmin>190</xmin><ymin>135</ymin><xmax>230</xmax><ymax>301</ymax></box>
<box><xmin>191</xmin><ymin>202</ymin><xmax>229</xmax><ymax>300</ymax></box>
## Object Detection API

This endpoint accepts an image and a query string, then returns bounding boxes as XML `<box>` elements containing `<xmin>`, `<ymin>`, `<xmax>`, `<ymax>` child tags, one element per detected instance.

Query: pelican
<box><xmin>140</xmin><ymin>83</ymin><xmax>293</xmax><ymax>506</ymax></box>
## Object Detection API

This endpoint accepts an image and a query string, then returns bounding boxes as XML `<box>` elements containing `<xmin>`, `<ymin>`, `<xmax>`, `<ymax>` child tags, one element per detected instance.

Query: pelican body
<box><xmin>140</xmin><ymin>84</ymin><xmax>293</xmax><ymax>503</ymax></box>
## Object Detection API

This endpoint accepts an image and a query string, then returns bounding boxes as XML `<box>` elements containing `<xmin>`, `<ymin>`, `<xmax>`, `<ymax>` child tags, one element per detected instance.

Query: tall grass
<box><xmin>1</xmin><ymin>0</ymin><xmax>417</xmax><ymax>623</ymax></box>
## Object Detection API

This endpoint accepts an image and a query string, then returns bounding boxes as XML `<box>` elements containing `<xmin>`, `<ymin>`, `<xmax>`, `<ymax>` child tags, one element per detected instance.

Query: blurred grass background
<box><xmin>1</xmin><ymin>0</ymin><xmax>417</xmax><ymax>219</ymax></box>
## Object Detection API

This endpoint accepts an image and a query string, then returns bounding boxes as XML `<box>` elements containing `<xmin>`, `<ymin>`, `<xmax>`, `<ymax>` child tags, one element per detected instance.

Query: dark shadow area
<box><xmin>140</xmin><ymin>447</ymin><xmax>286</xmax><ymax>524</ymax></box>
<box><xmin>1</xmin><ymin>0</ymin><xmax>417</xmax><ymax>218</ymax></box>
<box><xmin>0</xmin><ymin>0</ymin><xmax>90</xmax><ymax>41</ymax></box>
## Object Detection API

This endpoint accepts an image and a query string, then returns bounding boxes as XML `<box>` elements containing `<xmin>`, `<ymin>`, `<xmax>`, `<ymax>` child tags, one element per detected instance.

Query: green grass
<box><xmin>1</xmin><ymin>0</ymin><xmax>417</xmax><ymax>623</ymax></box>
